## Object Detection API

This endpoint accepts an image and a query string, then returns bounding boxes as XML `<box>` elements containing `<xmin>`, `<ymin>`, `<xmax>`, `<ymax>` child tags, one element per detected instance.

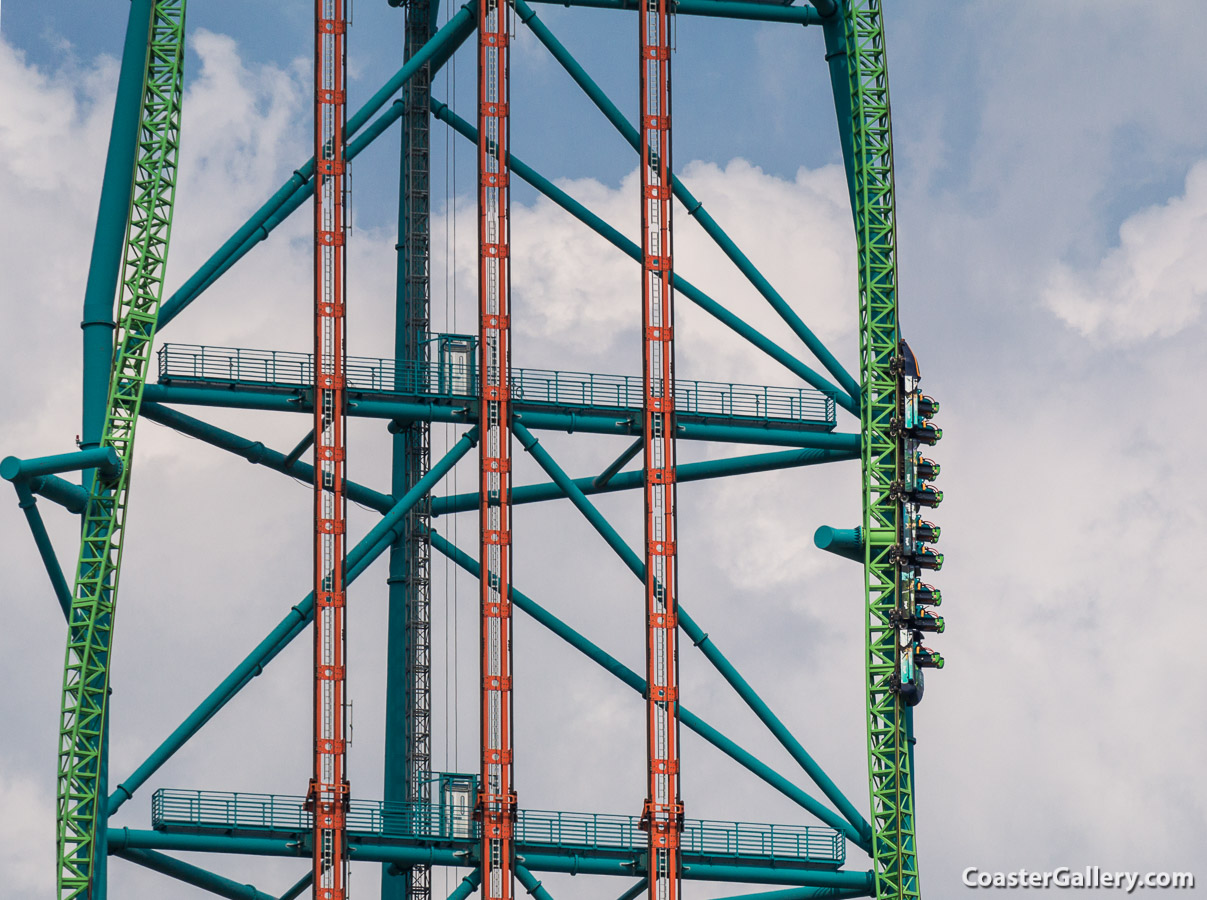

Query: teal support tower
<box><xmin>8</xmin><ymin>2</ymin><xmax>948</xmax><ymax>899</ymax></box>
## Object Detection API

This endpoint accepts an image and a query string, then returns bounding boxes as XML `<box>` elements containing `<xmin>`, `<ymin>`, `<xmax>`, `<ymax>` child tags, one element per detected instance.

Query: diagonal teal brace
<box><xmin>515</xmin><ymin>0</ymin><xmax>860</xmax><ymax>408</ymax></box>
<box><xmin>276</xmin><ymin>870</ymin><xmax>313</xmax><ymax>900</ymax></box>
<box><xmin>516</xmin><ymin>865</ymin><xmax>557</xmax><ymax>900</ymax></box>
<box><xmin>447</xmin><ymin>870</ymin><xmax>482</xmax><ymax>900</ymax></box>
<box><xmin>615</xmin><ymin>879</ymin><xmax>648</xmax><ymax>900</ymax></box>
<box><xmin>512</xmin><ymin>422</ymin><xmax>871</xmax><ymax>844</ymax></box>
<box><xmin>106</xmin><ymin>429</ymin><xmax>478</xmax><ymax>815</ymax></box>
<box><xmin>112</xmin><ymin>847</ymin><xmax>277</xmax><ymax>900</ymax></box>
<box><xmin>155</xmin><ymin>1</ymin><xmax>478</xmax><ymax>328</ymax></box>
<box><xmin>431</xmin><ymin>446</ymin><xmax>857</xmax><ymax>514</ymax></box>
<box><xmin>141</xmin><ymin>402</ymin><xmax>394</xmax><ymax>513</ymax></box>
<box><xmin>431</xmin><ymin>100</ymin><xmax>855</xmax><ymax>413</ymax></box>
<box><xmin>12</xmin><ymin>481</ymin><xmax>73</xmax><ymax>619</ymax></box>
<box><xmin>428</xmin><ymin>529</ymin><xmax>867</xmax><ymax>847</ymax></box>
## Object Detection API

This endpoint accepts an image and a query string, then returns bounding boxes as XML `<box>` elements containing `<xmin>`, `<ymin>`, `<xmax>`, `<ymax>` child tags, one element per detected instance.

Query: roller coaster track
<box><xmin>845</xmin><ymin>1</ymin><xmax>920</xmax><ymax>897</ymax></box>
<box><xmin>55</xmin><ymin>3</ymin><xmax>187</xmax><ymax>897</ymax></box>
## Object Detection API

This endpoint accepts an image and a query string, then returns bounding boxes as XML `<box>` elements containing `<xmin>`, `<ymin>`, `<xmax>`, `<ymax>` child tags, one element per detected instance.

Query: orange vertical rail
<box><xmin>310</xmin><ymin>1</ymin><xmax>350</xmax><ymax>898</ymax></box>
<box><xmin>478</xmin><ymin>0</ymin><xmax>516</xmax><ymax>897</ymax></box>
<box><xmin>639</xmin><ymin>0</ymin><xmax>682</xmax><ymax>898</ymax></box>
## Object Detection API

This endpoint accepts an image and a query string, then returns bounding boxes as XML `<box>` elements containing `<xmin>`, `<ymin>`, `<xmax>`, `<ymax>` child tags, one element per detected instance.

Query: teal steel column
<box><xmin>385</xmin><ymin>1</ymin><xmax>437</xmax><ymax>898</ymax></box>
<box><xmin>80</xmin><ymin>0</ymin><xmax>154</xmax><ymax>454</ymax></box>
<box><xmin>446</xmin><ymin>871</ymin><xmax>482</xmax><ymax>900</ymax></box>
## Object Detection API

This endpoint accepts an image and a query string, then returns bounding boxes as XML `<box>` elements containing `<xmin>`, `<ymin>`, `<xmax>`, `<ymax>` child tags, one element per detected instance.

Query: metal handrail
<box><xmin>151</xmin><ymin>789</ymin><xmax>845</xmax><ymax>864</ymax></box>
<box><xmin>156</xmin><ymin>343</ymin><xmax>836</xmax><ymax>426</ymax></box>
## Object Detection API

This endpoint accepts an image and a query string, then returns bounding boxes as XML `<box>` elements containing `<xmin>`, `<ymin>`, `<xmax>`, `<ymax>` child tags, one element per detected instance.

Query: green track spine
<box><xmin>56</xmin><ymin>4</ymin><xmax>186</xmax><ymax>897</ymax></box>
<box><xmin>844</xmin><ymin>1</ymin><xmax>920</xmax><ymax>897</ymax></box>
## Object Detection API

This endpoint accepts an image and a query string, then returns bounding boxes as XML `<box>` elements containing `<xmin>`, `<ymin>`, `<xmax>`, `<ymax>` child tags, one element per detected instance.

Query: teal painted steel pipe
<box><xmin>0</xmin><ymin>447</ymin><xmax>121</xmax><ymax>482</ymax></box>
<box><xmin>277</xmin><ymin>871</ymin><xmax>313</xmax><ymax>900</ymax></box>
<box><xmin>434</xmin><ymin>447</ymin><xmax>857</xmax><ymax>515</ymax></box>
<box><xmin>674</xmin><ymin>601</ymin><xmax>872</xmax><ymax>844</ymax></box>
<box><xmin>113</xmin><ymin>847</ymin><xmax>276</xmax><ymax>900</ymax></box>
<box><xmin>26</xmin><ymin>474</ymin><xmax>89</xmax><ymax>514</ymax></box>
<box><xmin>107</xmin><ymin>430</ymin><xmax>479</xmax><ymax>815</ymax></box>
<box><xmin>12</xmin><ymin>481</ymin><xmax>73</xmax><ymax>619</ymax></box>
<box><xmin>813</xmin><ymin>526</ymin><xmax>863</xmax><ymax>563</ymax></box>
<box><xmin>513</xmin><ymin>421</ymin><xmax>645</xmax><ymax>580</ymax></box>
<box><xmin>523</xmin><ymin>0</ymin><xmax>822</xmax><ymax>24</ymax></box>
<box><xmin>516</xmin><ymin>865</ymin><xmax>556</xmax><ymax>900</ymax></box>
<box><xmin>430</xmin><ymin>100</ymin><xmax>851</xmax><ymax>409</ymax></box>
<box><xmin>517</xmin><ymin>401</ymin><xmax>867</xmax><ymax>843</ymax></box>
<box><xmin>516</xmin><ymin>0</ymin><xmax>858</xmax><ymax>406</ymax></box>
<box><xmin>447</xmin><ymin>870</ymin><xmax>482</xmax><ymax>900</ymax></box>
<box><xmin>156</xmin><ymin>3</ymin><xmax>478</xmax><ymax>328</ymax></box>
<box><xmin>715</xmin><ymin>886</ymin><xmax>869</xmax><ymax>900</ymax></box>
<box><xmin>141</xmin><ymin>383</ymin><xmax>857</xmax><ymax>450</ymax></box>
<box><xmin>80</xmin><ymin>0</ymin><xmax>155</xmax><ymax>453</ymax></box>
<box><xmin>615</xmin><ymin>879</ymin><xmax>647</xmax><ymax>900</ymax></box>
<box><xmin>428</xmin><ymin>530</ymin><xmax>864</xmax><ymax>844</ymax></box>
<box><xmin>140</xmin><ymin>402</ymin><xmax>394</xmax><ymax>513</ymax></box>
<box><xmin>593</xmin><ymin>437</ymin><xmax>643</xmax><ymax>488</ymax></box>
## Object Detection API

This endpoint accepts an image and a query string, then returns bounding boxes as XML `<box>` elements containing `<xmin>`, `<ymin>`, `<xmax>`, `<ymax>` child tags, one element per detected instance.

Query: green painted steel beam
<box><xmin>106</xmin><ymin>430</ymin><xmax>478</xmax><ymax>816</ymax></box>
<box><xmin>80</xmin><ymin>0</ymin><xmax>155</xmax><ymax>455</ymax></box>
<box><xmin>12</xmin><ymin>481</ymin><xmax>73</xmax><ymax>619</ymax></box>
<box><xmin>141</xmin><ymin>383</ymin><xmax>856</xmax><ymax>450</ymax></box>
<box><xmin>515</xmin><ymin>0</ymin><xmax>859</xmax><ymax>407</ymax></box>
<box><xmin>430</xmin><ymin>100</ymin><xmax>853</xmax><ymax>411</ymax></box>
<box><xmin>1</xmin><ymin>448</ymin><xmax>121</xmax><ymax>482</ymax></box>
<box><xmin>140</xmin><ymin>402</ymin><xmax>395</xmax><ymax>513</ymax></box>
<box><xmin>428</xmin><ymin>530</ymin><xmax>865</xmax><ymax>844</ymax></box>
<box><xmin>843</xmin><ymin>1</ymin><xmax>919</xmax><ymax>897</ymax></box>
<box><xmin>512</xmin><ymin>423</ymin><xmax>870</xmax><ymax>845</ymax></box>
<box><xmin>112</xmin><ymin>847</ymin><xmax>276</xmax><ymax>900</ymax></box>
<box><xmin>516</xmin><ymin>865</ymin><xmax>556</xmax><ymax>900</ymax></box>
<box><xmin>155</xmin><ymin>3</ymin><xmax>478</xmax><ymax>329</ymax></box>
<box><xmin>109</xmin><ymin>829</ymin><xmax>868</xmax><ymax>888</ymax></box>
<box><xmin>523</xmin><ymin>0</ymin><xmax>822</xmax><ymax>24</ymax></box>
<box><xmin>58</xmin><ymin>4</ymin><xmax>187</xmax><ymax>896</ymax></box>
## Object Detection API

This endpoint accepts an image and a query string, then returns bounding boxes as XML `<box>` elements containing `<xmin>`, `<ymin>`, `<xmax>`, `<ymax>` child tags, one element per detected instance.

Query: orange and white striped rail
<box><xmin>478</xmin><ymin>0</ymin><xmax>516</xmax><ymax>897</ymax></box>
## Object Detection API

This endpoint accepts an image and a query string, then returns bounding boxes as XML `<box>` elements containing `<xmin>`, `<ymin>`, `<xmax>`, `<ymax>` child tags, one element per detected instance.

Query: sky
<box><xmin>2</xmin><ymin>1</ymin><xmax>1206</xmax><ymax>898</ymax></box>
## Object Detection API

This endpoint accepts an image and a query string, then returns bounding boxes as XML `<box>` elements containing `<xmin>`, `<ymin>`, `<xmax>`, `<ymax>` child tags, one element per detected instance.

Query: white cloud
<box><xmin>1044</xmin><ymin>160</ymin><xmax>1207</xmax><ymax>342</ymax></box>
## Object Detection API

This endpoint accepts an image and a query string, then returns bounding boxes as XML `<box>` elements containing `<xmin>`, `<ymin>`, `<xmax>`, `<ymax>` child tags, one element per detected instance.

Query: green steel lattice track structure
<box><xmin>3</xmin><ymin>0</ymin><xmax>948</xmax><ymax>898</ymax></box>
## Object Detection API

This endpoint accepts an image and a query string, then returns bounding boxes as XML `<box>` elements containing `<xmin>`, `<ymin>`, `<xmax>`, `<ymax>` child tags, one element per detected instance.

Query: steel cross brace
<box><xmin>512</xmin><ymin>422</ymin><xmax>870</xmax><ymax>842</ymax></box>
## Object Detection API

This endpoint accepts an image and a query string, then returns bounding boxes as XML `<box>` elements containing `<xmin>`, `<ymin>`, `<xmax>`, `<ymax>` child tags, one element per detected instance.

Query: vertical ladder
<box><xmin>477</xmin><ymin>0</ymin><xmax>516</xmax><ymax>897</ymax></box>
<box><xmin>639</xmin><ymin>0</ymin><xmax>683</xmax><ymax>898</ymax></box>
<box><xmin>310</xmin><ymin>1</ymin><xmax>351</xmax><ymax>898</ymax></box>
